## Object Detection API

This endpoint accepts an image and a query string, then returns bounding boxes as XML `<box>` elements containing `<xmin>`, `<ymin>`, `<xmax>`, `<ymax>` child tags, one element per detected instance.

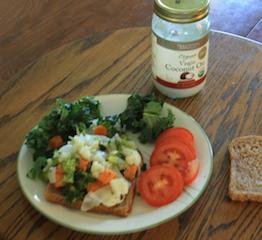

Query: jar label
<box><xmin>152</xmin><ymin>32</ymin><xmax>209</xmax><ymax>89</ymax></box>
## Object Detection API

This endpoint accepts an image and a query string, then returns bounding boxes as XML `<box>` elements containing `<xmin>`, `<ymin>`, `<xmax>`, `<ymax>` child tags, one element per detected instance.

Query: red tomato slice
<box><xmin>182</xmin><ymin>159</ymin><xmax>200</xmax><ymax>186</ymax></box>
<box><xmin>156</xmin><ymin>134</ymin><xmax>193</xmax><ymax>147</ymax></box>
<box><xmin>156</xmin><ymin>127</ymin><xmax>194</xmax><ymax>146</ymax></box>
<box><xmin>156</xmin><ymin>137</ymin><xmax>196</xmax><ymax>159</ymax></box>
<box><xmin>138</xmin><ymin>165</ymin><xmax>183</xmax><ymax>207</ymax></box>
<box><xmin>150</xmin><ymin>141</ymin><xmax>194</xmax><ymax>173</ymax></box>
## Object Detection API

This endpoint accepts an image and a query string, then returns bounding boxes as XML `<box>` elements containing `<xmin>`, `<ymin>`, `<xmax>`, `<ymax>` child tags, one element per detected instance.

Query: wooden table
<box><xmin>0</xmin><ymin>27</ymin><xmax>261</xmax><ymax>240</ymax></box>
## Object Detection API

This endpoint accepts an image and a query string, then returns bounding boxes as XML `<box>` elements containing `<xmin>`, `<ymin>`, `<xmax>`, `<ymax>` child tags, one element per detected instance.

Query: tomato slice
<box><xmin>156</xmin><ymin>137</ymin><xmax>196</xmax><ymax>159</ymax></box>
<box><xmin>156</xmin><ymin>134</ymin><xmax>193</xmax><ymax>147</ymax></box>
<box><xmin>156</xmin><ymin>127</ymin><xmax>194</xmax><ymax>146</ymax></box>
<box><xmin>182</xmin><ymin>159</ymin><xmax>200</xmax><ymax>186</ymax></box>
<box><xmin>150</xmin><ymin>141</ymin><xmax>194</xmax><ymax>173</ymax></box>
<box><xmin>138</xmin><ymin>165</ymin><xmax>183</xmax><ymax>207</ymax></box>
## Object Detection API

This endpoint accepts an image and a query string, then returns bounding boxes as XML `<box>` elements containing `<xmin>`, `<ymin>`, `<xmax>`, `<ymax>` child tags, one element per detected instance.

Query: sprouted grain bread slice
<box><xmin>228</xmin><ymin>135</ymin><xmax>262</xmax><ymax>202</ymax></box>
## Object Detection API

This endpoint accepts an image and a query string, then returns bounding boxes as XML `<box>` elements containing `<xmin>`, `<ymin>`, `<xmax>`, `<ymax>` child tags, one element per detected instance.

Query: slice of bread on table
<box><xmin>45</xmin><ymin>178</ymin><xmax>137</xmax><ymax>217</ymax></box>
<box><xmin>228</xmin><ymin>135</ymin><xmax>262</xmax><ymax>202</ymax></box>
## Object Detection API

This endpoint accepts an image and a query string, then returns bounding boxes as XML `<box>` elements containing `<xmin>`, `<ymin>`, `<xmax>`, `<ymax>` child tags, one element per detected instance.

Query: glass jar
<box><xmin>152</xmin><ymin>0</ymin><xmax>210</xmax><ymax>98</ymax></box>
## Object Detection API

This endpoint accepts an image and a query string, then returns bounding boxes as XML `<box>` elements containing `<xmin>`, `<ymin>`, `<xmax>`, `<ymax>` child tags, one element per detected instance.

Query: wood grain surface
<box><xmin>1</xmin><ymin>0</ymin><xmax>262</xmax><ymax>88</ymax></box>
<box><xmin>0</xmin><ymin>27</ymin><xmax>261</xmax><ymax>240</ymax></box>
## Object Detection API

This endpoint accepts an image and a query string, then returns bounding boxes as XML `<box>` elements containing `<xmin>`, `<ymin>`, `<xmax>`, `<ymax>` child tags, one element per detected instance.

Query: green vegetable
<box><xmin>119</xmin><ymin>94</ymin><xmax>175</xmax><ymax>143</ymax></box>
<box><xmin>26</xmin><ymin>156</ymin><xmax>47</xmax><ymax>179</ymax></box>
<box><xmin>139</xmin><ymin>101</ymin><xmax>175</xmax><ymax>143</ymax></box>
<box><xmin>96</xmin><ymin>115</ymin><xmax>120</xmax><ymax>138</ymax></box>
<box><xmin>62</xmin><ymin>170</ymin><xmax>96</xmax><ymax>204</ymax></box>
<box><xmin>25</xmin><ymin>96</ymin><xmax>108</xmax><ymax>161</ymax></box>
<box><xmin>61</xmin><ymin>158</ymin><xmax>78</xmax><ymax>183</ymax></box>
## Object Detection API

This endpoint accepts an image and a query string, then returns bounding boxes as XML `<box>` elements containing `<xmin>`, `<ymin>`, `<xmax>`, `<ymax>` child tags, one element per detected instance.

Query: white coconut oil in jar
<box><xmin>152</xmin><ymin>0</ymin><xmax>210</xmax><ymax>98</ymax></box>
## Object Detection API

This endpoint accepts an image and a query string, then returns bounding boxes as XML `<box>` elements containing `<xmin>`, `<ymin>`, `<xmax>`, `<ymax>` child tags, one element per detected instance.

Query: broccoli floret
<box><xmin>61</xmin><ymin>158</ymin><xmax>78</xmax><ymax>183</ymax></box>
<box><xmin>62</xmin><ymin>170</ymin><xmax>96</xmax><ymax>204</ymax></box>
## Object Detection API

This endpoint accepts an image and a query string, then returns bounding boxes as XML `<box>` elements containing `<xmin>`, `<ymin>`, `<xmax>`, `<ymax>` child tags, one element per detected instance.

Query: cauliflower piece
<box><xmin>55</xmin><ymin>144</ymin><xmax>73</xmax><ymax>162</ymax></box>
<box><xmin>88</xmin><ymin>179</ymin><xmax>130</xmax><ymax>207</ymax></box>
<box><xmin>122</xmin><ymin>148</ymin><xmax>141</xmax><ymax>166</ymax></box>
<box><xmin>71</xmin><ymin>135</ymin><xmax>85</xmax><ymax>153</ymax></box>
<box><xmin>92</xmin><ymin>151</ymin><xmax>111</xmax><ymax>168</ymax></box>
<box><xmin>110</xmin><ymin>178</ymin><xmax>129</xmax><ymax>195</ymax></box>
<box><xmin>90</xmin><ymin>161</ymin><xmax>105</xmax><ymax>178</ymax></box>
<box><xmin>79</xmin><ymin>146</ymin><xmax>92</xmax><ymax>160</ymax></box>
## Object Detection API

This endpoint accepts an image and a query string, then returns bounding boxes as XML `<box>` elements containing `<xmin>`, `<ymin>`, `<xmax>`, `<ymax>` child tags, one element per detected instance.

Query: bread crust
<box><xmin>45</xmin><ymin>178</ymin><xmax>137</xmax><ymax>217</ymax></box>
<box><xmin>228</xmin><ymin>135</ymin><xmax>262</xmax><ymax>202</ymax></box>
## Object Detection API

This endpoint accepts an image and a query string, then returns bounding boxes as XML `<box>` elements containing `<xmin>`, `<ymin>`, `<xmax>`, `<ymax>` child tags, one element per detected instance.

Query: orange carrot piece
<box><xmin>49</xmin><ymin>135</ymin><xmax>63</xmax><ymax>149</ymax></box>
<box><xmin>86</xmin><ymin>181</ymin><xmax>105</xmax><ymax>192</ymax></box>
<box><xmin>94</xmin><ymin>125</ymin><xmax>107</xmax><ymax>136</ymax></box>
<box><xmin>54</xmin><ymin>174</ymin><xmax>67</xmax><ymax>188</ymax></box>
<box><xmin>123</xmin><ymin>164</ymin><xmax>138</xmax><ymax>180</ymax></box>
<box><xmin>98</xmin><ymin>169</ymin><xmax>117</xmax><ymax>185</ymax></box>
<box><xmin>77</xmin><ymin>159</ymin><xmax>89</xmax><ymax>172</ymax></box>
<box><xmin>54</xmin><ymin>164</ymin><xmax>67</xmax><ymax>187</ymax></box>
<box><xmin>56</xmin><ymin>164</ymin><xmax>63</xmax><ymax>174</ymax></box>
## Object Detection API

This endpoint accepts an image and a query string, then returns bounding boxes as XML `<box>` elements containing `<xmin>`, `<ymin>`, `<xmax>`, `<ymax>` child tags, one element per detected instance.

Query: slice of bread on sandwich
<box><xmin>45</xmin><ymin>178</ymin><xmax>137</xmax><ymax>217</ymax></box>
<box><xmin>228</xmin><ymin>135</ymin><xmax>262</xmax><ymax>202</ymax></box>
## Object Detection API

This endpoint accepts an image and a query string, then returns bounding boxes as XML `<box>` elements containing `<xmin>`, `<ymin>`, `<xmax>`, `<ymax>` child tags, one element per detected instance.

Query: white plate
<box><xmin>17</xmin><ymin>94</ymin><xmax>213</xmax><ymax>235</ymax></box>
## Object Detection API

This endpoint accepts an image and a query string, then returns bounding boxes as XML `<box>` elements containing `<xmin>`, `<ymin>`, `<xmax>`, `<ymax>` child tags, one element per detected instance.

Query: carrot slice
<box><xmin>54</xmin><ymin>164</ymin><xmax>67</xmax><ymax>187</ymax></box>
<box><xmin>123</xmin><ymin>164</ymin><xmax>137</xmax><ymax>180</ymax></box>
<box><xmin>56</xmin><ymin>164</ymin><xmax>63</xmax><ymax>174</ymax></box>
<box><xmin>54</xmin><ymin>173</ymin><xmax>67</xmax><ymax>187</ymax></box>
<box><xmin>86</xmin><ymin>181</ymin><xmax>105</xmax><ymax>192</ymax></box>
<box><xmin>98</xmin><ymin>169</ymin><xmax>117</xmax><ymax>185</ymax></box>
<box><xmin>94</xmin><ymin>125</ymin><xmax>107</xmax><ymax>136</ymax></box>
<box><xmin>49</xmin><ymin>135</ymin><xmax>63</xmax><ymax>149</ymax></box>
<box><xmin>77</xmin><ymin>159</ymin><xmax>89</xmax><ymax>172</ymax></box>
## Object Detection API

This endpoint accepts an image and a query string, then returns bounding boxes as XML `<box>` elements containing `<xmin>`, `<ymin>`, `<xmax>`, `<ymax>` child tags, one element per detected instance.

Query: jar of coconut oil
<box><xmin>152</xmin><ymin>0</ymin><xmax>210</xmax><ymax>98</ymax></box>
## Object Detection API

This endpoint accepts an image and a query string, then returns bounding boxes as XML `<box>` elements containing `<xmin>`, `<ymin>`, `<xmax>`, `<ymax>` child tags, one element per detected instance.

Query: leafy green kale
<box><xmin>139</xmin><ymin>102</ymin><xmax>175</xmax><ymax>143</ymax></box>
<box><xmin>119</xmin><ymin>94</ymin><xmax>175</xmax><ymax>143</ymax></box>
<box><xmin>62</xmin><ymin>170</ymin><xmax>96</xmax><ymax>204</ymax></box>
<box><xmin>96</xmin><ymin>115</ymin><xmax>121</xmax><ymax>138</ymax></box>
<box><xmin>26</xmin><ymin>156</ymin><xmax>47</xmax><ymax>179</ymax></box>
<box><xmin>119</xmin><ymin>94</ymin><xmax>163</xmax><ymax>132</ymax></box>
<box><xmin>25</xmin><ymin>96</ymin><xmax>103</xmax><ymax>161</ymax></box>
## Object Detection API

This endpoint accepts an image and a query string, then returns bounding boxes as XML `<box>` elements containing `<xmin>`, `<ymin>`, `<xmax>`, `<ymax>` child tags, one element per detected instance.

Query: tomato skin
<box><xmin>156</xmin><ymin>127</ymin><xmax>194</xmax><ymax>146</ymax></box>
<box><xmin>156</xmin><ymin>137</ymin><xmax>196</xmax><ymax>159</ymax></box>
<box><xmin>150</xmin><ymin>141</ymin><xmax>194</xmax><ymax>173</ymax></box>
<box><xmin>138</xmin><ymin>165</ymin><xmax>183</xmax><ymax>207</ymax></box>
<box><xmin>182</xmin><ymin>159</ymin><xmax>200</xmax><ymax>186</ymax></box>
